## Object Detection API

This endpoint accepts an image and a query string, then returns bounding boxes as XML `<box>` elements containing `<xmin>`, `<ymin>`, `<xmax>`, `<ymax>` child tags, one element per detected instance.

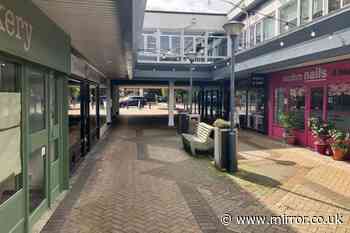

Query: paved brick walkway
<box><xmin>40</xmin><ymin>117</ymin><xmax>350</xmax><ymax>233</ymax></box>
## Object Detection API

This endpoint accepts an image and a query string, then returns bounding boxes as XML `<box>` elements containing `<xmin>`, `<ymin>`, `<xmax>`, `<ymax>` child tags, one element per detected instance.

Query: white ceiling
<box><xmin>33</xmin><ymin>0</ymin><xmax>129</xmax><ymax>79</ymax></box>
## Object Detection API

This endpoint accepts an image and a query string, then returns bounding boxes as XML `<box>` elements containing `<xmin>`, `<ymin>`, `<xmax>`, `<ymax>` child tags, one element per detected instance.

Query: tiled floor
<box><xmin>40</xmin><ymin>116</ymin><xmax>350</xmax><ymax>233</ymax></box>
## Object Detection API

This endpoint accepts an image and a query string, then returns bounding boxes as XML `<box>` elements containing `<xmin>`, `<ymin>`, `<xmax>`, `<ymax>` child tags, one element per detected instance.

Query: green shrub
<box><xmin>213</xmin><ymin>119</ymin><xmax>231</xmax><ymax>129</ymax></box>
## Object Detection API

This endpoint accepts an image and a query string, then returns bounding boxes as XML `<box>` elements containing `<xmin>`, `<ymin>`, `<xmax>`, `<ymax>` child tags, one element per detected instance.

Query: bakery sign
<box><xmin>282</xmin><ymin>67</ymin><xmax>327</xmax><ymax>82</ymax></box>
<box><xmin>0</xmin><ymin>3</ymin><xmax>32</xmax><ymax>52</ymax></box>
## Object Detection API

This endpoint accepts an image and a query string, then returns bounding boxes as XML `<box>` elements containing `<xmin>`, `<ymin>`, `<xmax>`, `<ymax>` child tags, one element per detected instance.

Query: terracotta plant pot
<box><xmin>314</xmin><ymin>143</ymin><xmax>328</xmax><ymax>155</ymax></box>
<box><xmin>285</xmin><ymin>135</ymin><xmax>296</xmax><ymax>145</ymax></box>
<box><xmin>332</xmin><ymin>148</ymin><xmax>348</xmax><ymax>161</ymax></box>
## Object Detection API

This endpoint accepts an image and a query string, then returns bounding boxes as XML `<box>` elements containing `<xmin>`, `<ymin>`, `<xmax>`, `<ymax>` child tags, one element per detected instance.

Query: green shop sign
<box><xmin>0</xmin><ymin>0</ymin><xmax>70</xmax><ymax>73</ymax></box>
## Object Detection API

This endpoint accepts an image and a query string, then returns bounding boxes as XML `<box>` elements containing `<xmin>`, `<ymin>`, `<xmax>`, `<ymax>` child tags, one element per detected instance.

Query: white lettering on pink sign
<box><xmin>282</xmin><ymin>67</ymin><xmax>327</xmax><ymax>82</ymax></box>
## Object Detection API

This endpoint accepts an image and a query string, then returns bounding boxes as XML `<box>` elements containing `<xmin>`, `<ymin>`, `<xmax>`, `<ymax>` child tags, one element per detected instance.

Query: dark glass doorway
<box><xmin>307</xmin><ymin>86</ymin><xmax>326</xmax><ymax>147</ymax></box>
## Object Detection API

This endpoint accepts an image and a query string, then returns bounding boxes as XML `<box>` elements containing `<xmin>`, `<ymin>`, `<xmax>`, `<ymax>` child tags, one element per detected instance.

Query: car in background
<box><xmin>119</xmin><ymin>96</ymin><xmax>147</xmax><ymax>108</ymax></box>
<box><xmin>157</xmin><ymin>96</ymin><xmax>167</xmax><ymax>103</ymax></box>
<box><xmin>144</xmin><ymin>93</ymin><xmax>157</xmax><ymax>103</ymax></box>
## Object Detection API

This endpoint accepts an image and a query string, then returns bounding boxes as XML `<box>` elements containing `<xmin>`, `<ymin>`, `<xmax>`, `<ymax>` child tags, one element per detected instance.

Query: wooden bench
<box><xmin>181</xmin><ymin>122</ymin><xmax>214</xmax><ymax>156</ymax></box>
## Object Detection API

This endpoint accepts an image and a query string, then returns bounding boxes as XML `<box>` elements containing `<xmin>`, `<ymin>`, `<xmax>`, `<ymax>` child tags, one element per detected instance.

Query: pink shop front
<box><xmin>268</xmin><ymin>60</ymin><xmax>350</xmax><ymax>147</ymax></box>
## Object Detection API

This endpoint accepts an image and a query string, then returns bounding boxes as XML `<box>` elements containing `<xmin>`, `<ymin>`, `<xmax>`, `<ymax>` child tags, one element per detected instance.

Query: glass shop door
<box><xmin>306</xmin><ymin>86</ymin><xmax>326</xmax><ymax>147</ymax></box>
<box><xmin>48</xmin><ymin>73</ymin><xmax>62</xmax><ymax>204</ymax></box>
<box><xmin>27</xmin><ymin>66</ymin><xmax>49</xmax><ymax>225</ymax></box>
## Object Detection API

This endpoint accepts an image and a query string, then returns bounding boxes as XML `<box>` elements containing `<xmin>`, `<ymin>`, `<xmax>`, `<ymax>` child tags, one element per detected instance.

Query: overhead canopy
<box><xmin>33</xmin><ymin>0</ymin><xmax>146</xmax><ymax>79</ymax></box>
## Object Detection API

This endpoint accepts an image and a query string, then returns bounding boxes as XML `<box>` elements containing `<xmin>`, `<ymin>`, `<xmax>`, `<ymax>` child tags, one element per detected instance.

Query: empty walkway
<box><xmin>39</xmin><ymin>116</ymin><xmax>350</xmax><ymax>233</ymax></box>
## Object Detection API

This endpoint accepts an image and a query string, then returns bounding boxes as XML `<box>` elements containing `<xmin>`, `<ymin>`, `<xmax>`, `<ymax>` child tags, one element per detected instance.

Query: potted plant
<box><xmin>279</xmin><ymin>112</ymin><xmax>298</xmax><ymax>145</ymax></box>
<box><xmin>329</xmin><ymin>128</ymin><xmax>350</xmax><ymax>161</ymax></box>
<box><xmin>213</xmin><ymin>119</ymin><xmax>231</xmax><ymax>129</ymax></box>
<box><xmin>213</xmin><ymin>119</ymin><xmax>231</xmax><ymax>170</ymax></box>
<box><xmin>309</xmin><ymin>118</ymin><xmax>333</xmax><ymax>155</ymax></box>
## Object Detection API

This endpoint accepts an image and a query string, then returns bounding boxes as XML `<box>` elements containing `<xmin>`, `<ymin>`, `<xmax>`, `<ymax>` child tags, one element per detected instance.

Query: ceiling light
<box><xmin>311</xmin><ymin>31</ymin><xmax>316</xmax><ymax>37</ymax></box>
<box><xmin>280</xmin><ymin>41</ymin><xmax>284</xmax><ymax>47</ymax></box>
<box><xmin>214</xmin><ymin>65</ymin><xmax>217</xmax><ymax>69</ymax></box>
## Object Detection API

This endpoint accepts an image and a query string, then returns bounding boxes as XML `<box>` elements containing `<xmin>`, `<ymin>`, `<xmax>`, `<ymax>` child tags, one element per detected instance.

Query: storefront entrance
<box><xmin>27</xmin><ymin>66</ymin><xmax>65</xmax><ymax>226</ymax></box>
<box><xmin>269</xmin><ymin>60</ymin><xmax>350</xmax><ymax>147</ymax></box>
<box><xmin>306</xmin><ymin>86</ymin><xmax>326</xmax><ymax>147</ymax></box>
<box><xmin>236</xmin><ymin>76</ymin><xmax>268</xmax><ymax>134</ymax></box>
<box><xmin>68</xmin><ymin>79</ymin><xmax>100</xmax><ymax>174</ymax></box>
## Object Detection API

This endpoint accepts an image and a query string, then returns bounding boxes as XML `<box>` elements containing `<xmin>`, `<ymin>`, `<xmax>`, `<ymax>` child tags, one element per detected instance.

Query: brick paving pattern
<box><xmin>41</xmin><ymin>117</ymin><xmax>350</xmax><ymax>233</ymax></box>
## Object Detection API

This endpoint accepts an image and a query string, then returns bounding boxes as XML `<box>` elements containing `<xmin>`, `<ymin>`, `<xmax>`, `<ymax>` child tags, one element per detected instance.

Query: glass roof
<box><xmin>146</xmin><ymin>0</ymin><xmax>236</xmax><ymax>14</ymax></box>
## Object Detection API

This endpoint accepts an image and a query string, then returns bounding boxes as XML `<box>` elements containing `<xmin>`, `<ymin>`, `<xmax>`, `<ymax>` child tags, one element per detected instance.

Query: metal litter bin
<box><xmin>177</xmin><ymin>112</ymin><xmax>189</xmax><ymax>134</ymax></box>
<box><xmin>188</xmin><ymin>114</ymin><xmax>200</xmax><ymax>135</ymax></box>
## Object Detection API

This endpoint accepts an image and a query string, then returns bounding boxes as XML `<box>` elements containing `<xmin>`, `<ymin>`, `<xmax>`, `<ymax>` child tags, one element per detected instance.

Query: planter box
<box><xmin>214</xmin><ymin>127</ymin><xmax>230</xmax><ymax>170</ymax></box>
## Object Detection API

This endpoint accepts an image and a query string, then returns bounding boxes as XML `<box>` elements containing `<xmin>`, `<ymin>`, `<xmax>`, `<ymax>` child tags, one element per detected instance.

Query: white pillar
<box><xmin>107</xmin><ymin>82</ymin><xmax>112</xmax><ymax>124</ymax></box>
<box><xmin>168</xmin><ymin>81</ymin><xmax>175</xmax><ymax>127</ymax></box>
<box><xmin>139</xmin><ymin>88</ymin><xmax>144</xmax><ymax>97</ymax></box>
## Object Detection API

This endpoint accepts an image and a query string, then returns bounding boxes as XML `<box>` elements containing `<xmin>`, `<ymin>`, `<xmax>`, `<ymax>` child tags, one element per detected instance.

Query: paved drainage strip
<box><xmin>135</xmin><ymin>128</ymin><xmax>147</xmax><ymax>160</ymax></box>
<box><xmin>177</xmin><ymin>182</ymin><xmax>236</xmax><ymax>233</ymax></box>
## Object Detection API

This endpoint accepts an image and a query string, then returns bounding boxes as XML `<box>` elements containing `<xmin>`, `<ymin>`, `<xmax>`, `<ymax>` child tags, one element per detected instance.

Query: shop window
<box><xmin>279</xmin><ymin>0</ymin><xmax>298</xmax><ymax>33</ymax></box>
<box><xmin>160</xmin><ymin>35</ymin><xmax>170</xmax><ymax>53</ymax></box>
<box><xmin>238</xmin><ymin>31</ymin><xmax>246</xmax><ymax>49</ymax></box>
<box><xmin>145</xmin><ymin>34</ymin><xmax>157</xmax><ymax>53</ymax></box>
<box><xmin>49</xmin><ymin>76</ymin><xmax>58</xmax><ymax>126</ymax></box>
<box><xmin>171</xmin><ymin>37</ymin><xmax>181</xmax><ymax>55</ymax></box>
<box><xmin>29</xmin><ymin>69</ymin><xmax>46</xmax><ymax>133</ymax></box>
<box><xmin>160</xmin><ymin>33</ymin><xmax>181</xmax><ymax>61</ymax></box>
<box><xmin>344</xmin><ymin>0</ymin><xmax>350</xmax><ymax>6</ymax></box>
<box><xmin>301</xmin><ymin>0</ymin><xmax>311</xmax><ymax>24</ymax></box>
<box><xmin>274</xmin><ymin>88</ymin><xmax>285</xmax><ymax>124</ymax></box>
<box><xmin>0</xmin><ymin>62</ymin><xmax>17</xmax><ymax>91</ymax></box>
<box><xmin>195</xmin><ymin>37</ymin><xmax>205</xmax><ymax>56</ymax></box>
<box><xmin>249</xmin><ymin>25</ymin><xmax>255</xmax><ymax>47</ymax></box>
<box><xmin>263</xmin><ymin>12</ymin><xmax>276</xmax><ymax>41</ymax></box>
<box><xmin>207</xmin><ymin>36</ymin><xmax>227</xmax><ymax>57</ymax></box>
<box><xmin>328</xmin><ymin>83</ymin><xmax>350</xmax><ymax>131</ymax></box>
<box><xmin>289</xmin><ymin>87</ymin><xmax>305</xmax><ymax>129</ymax></box>
<box><xmin>184</xmin><ymin>37</ymin><xmax>194</xmax><ymax>54</ymax></box>
<box><xmin>328</xmin><ymin>0</ymin><xmax>341</xmax><ymax>12</ymax></box>
<box><xmin>310</xmin><ymin>87</ymin><xmax>324</xmax><ymax>119</ymax></box>
<box><xmin>100</xmin><ymin>88</ymin><xmax>107</xmax><ymax>127</ymax></box>
<box><xmin>0</xmin><ymin>61</ymin><xmax>22</xmax><ymax>206</ymax></box>
<box><xmin>89</xmin><ymin>84</ymin><xmax>98</xmax><ymax>133</ymax></box>
<box><xmin>248</xmin><ymin>89</ymin><xmax>266</xmax><ymax>132</ymax></box>
<box><xmin>68</xmin><ymin>82</ymin><xmax>81</xmax><ymax>150</ymax></box>
<box><xmin>312</xmin><ymin>0</ymin><xmax>324</xmax><ymax>19</ymax></box>
<box><xmin>236</xmin><ymin>90</ymin><xmax>247</xmax><ymax>117</ymax></box>
<box><xmin>29</xmin><ymin>147</ymin><xmax>46</xmax><ymax>212</ymax></box>
<box><xmin>256</xmin><ymin>22</ymin><xmax>262</xmax><ymax>44</ymax></box>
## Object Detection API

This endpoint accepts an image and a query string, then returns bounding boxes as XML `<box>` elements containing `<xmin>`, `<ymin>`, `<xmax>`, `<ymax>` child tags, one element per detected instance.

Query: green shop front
<box><xmin>0</xmin><ymin>1</ymin><xmax>71</xmax><ymax>233</ymax></box>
